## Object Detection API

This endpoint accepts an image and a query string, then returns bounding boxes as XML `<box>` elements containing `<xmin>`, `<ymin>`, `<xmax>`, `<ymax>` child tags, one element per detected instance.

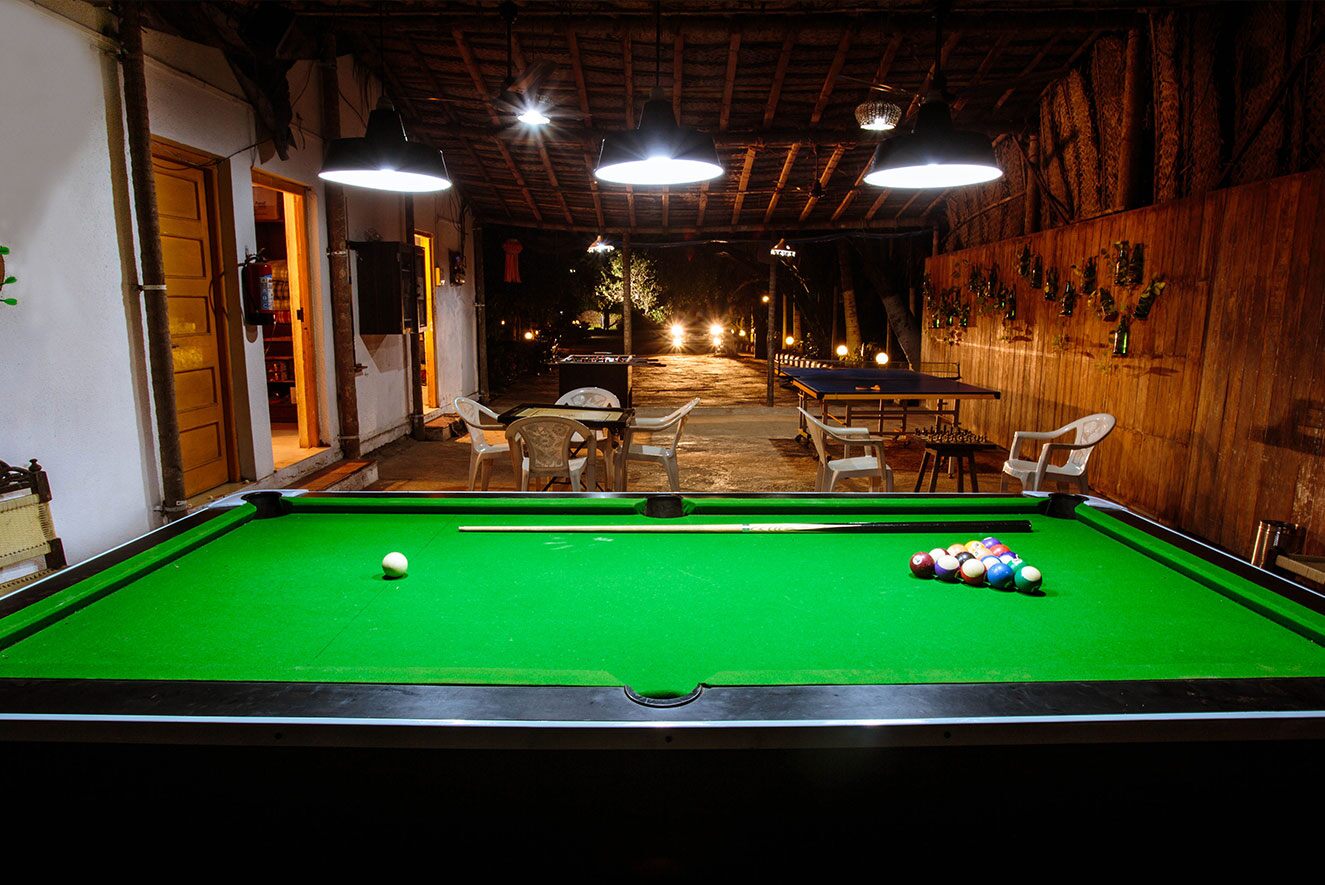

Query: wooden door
<box><xmin>152</xmin><ymin>153</ymin><xmax>234</xmax><ymax>497</ymax></box>
<box><xmin>283</xmin><ymin>190</ymin><xmax>321</xmax><ymax>447</ymax></box>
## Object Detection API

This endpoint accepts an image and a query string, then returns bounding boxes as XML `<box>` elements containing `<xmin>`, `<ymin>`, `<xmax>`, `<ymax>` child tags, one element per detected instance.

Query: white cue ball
<box><xmin>381</xmin><ymin>551</ymin><xmax>409</xmax><ymax>579</ymax></box>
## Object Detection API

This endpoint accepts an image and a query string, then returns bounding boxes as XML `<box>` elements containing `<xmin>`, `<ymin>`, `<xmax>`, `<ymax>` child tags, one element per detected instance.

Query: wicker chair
<box><xmin>0</xmin><ymin>459</ymin><xmax>66</xmax><ymax>595</ymax></box>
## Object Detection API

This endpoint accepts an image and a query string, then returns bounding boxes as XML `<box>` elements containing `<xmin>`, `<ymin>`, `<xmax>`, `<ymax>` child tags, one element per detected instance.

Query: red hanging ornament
<box><xmin>502</xmin><ymin>238</ymin><xmax>523</xmax><ymax>283</ymax></box>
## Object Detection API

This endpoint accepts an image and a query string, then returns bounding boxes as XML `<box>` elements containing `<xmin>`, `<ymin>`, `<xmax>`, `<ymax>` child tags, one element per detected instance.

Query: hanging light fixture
<box><xmin>855</xmin><ymin>99</ymin><xmax>901</xmax><ymax>132</ymax></box>
<box><xmin>587</xmin><ymin>235</ymin><xmax>615</xmax><ymax>253</ymax></box>
<box><xmin>594</xmin><ymin>2</ymin><xmax>722</xmax><ymax>186</ymax></box>
<box><xmin>770</xmin><ymin>238</ymin><xmax>797</xmax><ymax>258</ymax></box>
<box><xmin>863</xmin><ymin>6</ymin><xmax>1002</xmax><ymax>189</ymax></box>
<box><xmin>320</xmin><ymin>98</ymin><xmax>453</xmax><ymax>192</ymax></box>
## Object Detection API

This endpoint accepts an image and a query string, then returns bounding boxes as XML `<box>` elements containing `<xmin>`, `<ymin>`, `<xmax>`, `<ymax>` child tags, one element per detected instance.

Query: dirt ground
<box><xmin>370</xmin><ymin>354</ymin><xmax>1012</xmax><ymax>494</ymax></box>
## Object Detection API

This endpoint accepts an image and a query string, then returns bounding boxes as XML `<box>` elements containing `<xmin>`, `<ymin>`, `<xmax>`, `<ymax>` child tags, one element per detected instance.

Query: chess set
<box><xmin>910</xmin><ymin>427</ymin><xmax>994</xmax><ymax>446</ymax></box>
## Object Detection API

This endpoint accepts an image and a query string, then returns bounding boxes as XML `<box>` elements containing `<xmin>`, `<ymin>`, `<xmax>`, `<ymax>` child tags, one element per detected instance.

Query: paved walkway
<box><xmin>372</xmin><ymin>354</ymin><xmax>1010</xmax><ymax>493</ymax></box>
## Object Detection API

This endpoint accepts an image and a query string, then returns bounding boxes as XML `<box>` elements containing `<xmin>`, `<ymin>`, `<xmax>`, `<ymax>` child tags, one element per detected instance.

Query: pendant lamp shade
<box><xmin>863</xmin><ymin>95</ymin><xmax>1002</xmax><ymax>189</ymax></box>
<box><xmin>595</xmin><ymin>94</ymin><xmax>723</xmax><ymax>186</ymax></box>
<box><xmin>320</xmin><ymin>100</ymin><xmax>453</xmax><ymax>193</ymax></box>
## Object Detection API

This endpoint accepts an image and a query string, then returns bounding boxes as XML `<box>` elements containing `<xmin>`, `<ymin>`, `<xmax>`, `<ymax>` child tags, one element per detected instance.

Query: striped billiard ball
<box><xmin>1014</xmin><ymin>565</ymin><xmax>1043</xmax><ymax>594</ymax></box>
<box><xmin>960</xmin><ymin>558</ymin><xmax>987</xmax><ymax>586</ymax></box>
<box><xmin>934</xmin><ymin>555</ymin><xmax>962</xmax><ymax>582</ymax></box>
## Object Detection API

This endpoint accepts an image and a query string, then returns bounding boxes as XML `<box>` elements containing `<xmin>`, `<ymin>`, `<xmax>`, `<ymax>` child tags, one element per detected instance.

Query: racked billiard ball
<box><xmin>929</xmin><ymin>547</ymin><xmax>948</xmax><ymax>561</ymax></box>
<box><xmin>986</xmin><ymin>562</ymin><xmax>1015</xmax><ymax>590</ymax></box>
<box><xmin>980</xmin><ymin>555</ymin><xmax>1002</xmax><ymax>571</ymax></box>
<box><xmin>960</xmin><ymin>558</ymin><xmax>986</xmax><ymax>586</ymax></box>
<box><xmin>1014</xmin><ymin>565</ymin><xmax>1043</xmax><ymax>594</ymax></box>
<box><xmin>988</xmin><ymin>544</ymin><xmax>1011</xmax><ymax>556</ymax></box>
<box><xmin>955</xmin><ymin>551</ymin><xmax>974</xmax><ymax>564</ymax></box>
<box><xmin>946</xmin><ymin>543</ymin><xmax>967</xmax><ymax>557</ymax></box>
<box><xmin>934</xmin><ymin>555</ymin><xmax>962</xmax><ymax>582</ymax></box>
<box><xmin>910</xmin><ymin>552</ymin><xmax>936</xmax><ymax>578</ymax></box>
<box><xmin>981</xmin><ymin>536</ymin><xmax>1001</xmax><ymax>548</ymax></box>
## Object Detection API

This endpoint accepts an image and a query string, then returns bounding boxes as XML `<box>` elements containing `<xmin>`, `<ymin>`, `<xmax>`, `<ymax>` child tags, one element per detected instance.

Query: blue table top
<box><xmin>782</xmin><ymin>366</ymin><xmax>1000</xmax><ymax>399</ymax></box>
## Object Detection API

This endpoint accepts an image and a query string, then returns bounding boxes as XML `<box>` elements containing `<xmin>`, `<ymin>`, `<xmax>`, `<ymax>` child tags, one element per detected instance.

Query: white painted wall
<box><xmin>0</xmin><ymin>0</ymin><xmax>159</xmax><ymax>560</ymax></box>
<box><xmin>0</xmin><ymin>0</ymin><xmax>477</xmax><ymax>562</ymax></box>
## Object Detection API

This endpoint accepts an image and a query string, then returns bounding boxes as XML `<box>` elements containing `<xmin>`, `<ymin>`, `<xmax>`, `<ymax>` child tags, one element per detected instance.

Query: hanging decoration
<box><xmin>1111</xmin><ymin>315</ymin><xmax>1131</xmax><ymax>357</ymax></box>
<box><xmin>1133</xmin><ymin>278</ymin><xmax>1166</xmax><ymax>320</ymax></box>
<box><xmin>1093</xmin><ymin>287</ymin><xmax>1118</xmax><ymax>322</ymax></box>
<box><xmin>502</xmin><ymin>239</ymin><xmax>523</xmax><ymax>283</ymax></box>
<box><xmin>0</xmin><ymin>244</ymin><xmax>15</xmax><ymax>307</ymax></box>
<box><xmin>1060</xmin><ymin>280</ymin><xmax>1077</xmax><ymax>317</ymax></box>
<box><xmin>1043</xmin><ymin>266</ymin><xmax>1059</xmax><ymax>301</ymax></box>
<box><xmin>1017</xmin><ymin>244</ymin><xmax>1032</xmax><ymax>279</ymax></box>
<box><xmin>1113</xmin><ymin>241</ymin><xmax>1131</xmax><ymax>287</ymax></box>
<box><xmin>1030</xmin><ymin>255</ymin><xmax>1043</xmax><ymax>288</ymax></box>
<box><xmin>449</xmin><ymin>249</ymin><xmax>466</xmax><ymax>286</ymax></box>
<box><xmin>1075</xmin><ymin>256</ymin><xmax>1097</xmax><ymax>296</ymax></box>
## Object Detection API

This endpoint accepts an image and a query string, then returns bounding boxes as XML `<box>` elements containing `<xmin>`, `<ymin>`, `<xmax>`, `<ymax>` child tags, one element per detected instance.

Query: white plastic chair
<box><xmin>799</xmin><ymin>408</ymin><xmax>894</xmax><ymax>492</ymax></box>
<box><xmin>453</xmin><ymin>396</ymin><xmax>510</xmax><ymax>490</ymax></box>
<box><xmin>555</xmin><ymin>386</ymin><xmax>620</xmax><ymax>487</ymax></box>
<box><xmin>1000</xmin><ymin>413</ymin><xmax>1116</xmax><ymax>492</ymax></box>
<box><xmin>618</xmin><ymin>398</ymin><xmax>700</xmax><ymax>492</ymax></box>
<box><xmin>506</xmin><ymin>416</ymin><xmax>597</xmax><ymax>492</ymax></box>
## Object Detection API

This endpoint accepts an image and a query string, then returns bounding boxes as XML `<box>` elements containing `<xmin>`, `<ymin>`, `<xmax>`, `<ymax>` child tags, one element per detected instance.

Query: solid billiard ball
<box><xmin>955</xmin><ymin>552</ymin><xmax>974</xmax><ymax>564</ymax></box>
<box><xmin>946</xmin><ymin>543</ymin><xmax>967</xmax><ymax>557</ymax></box>
<box><xmin>987</xmin><ymin>562</ymin><xmax>1015</xmax><ymax>590</ymax></box>
<box><xmin>382</xmin><ymin>551</ymin><xmax>409</xmax><ymax>579</ymax></box>
<box><xmin>929</xmin><ymin>547</ymin><xmax>948</xmax><ymax>561</ymax></box>
<box><xmin>934</xmin><ymin>555</ymin><xmax>962</xmax><ymax>582</ymax></box>
<box><xmin>960</xmin><ymin>559</ymin><xmax>986</xmax><ymax>586</ymax></box>
<box><xmin>910</xmin><ymin>552</ymin><xmax>936</xmax><ymax>578</ymax></box>
<box><xmin>1014</xmin><ymin>565</ymin><xmax>1043</xmax><ymax>594</ymax></box>
<box><xmin>988</xmin><ymin>544</ymin><xmax>1010</xmax><ymax>556</ymax></box>
<box><xmin>981</xmin><ymin>536</ymin><xmax>1001</xmax><ymax>548</ymax></box>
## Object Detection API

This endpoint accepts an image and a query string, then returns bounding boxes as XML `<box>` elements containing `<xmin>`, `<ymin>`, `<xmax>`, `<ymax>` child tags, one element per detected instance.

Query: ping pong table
<box><xmin>783</xmin><ymin>366</ymin><xmax>1000</xmax><ymax>440</ymax></box>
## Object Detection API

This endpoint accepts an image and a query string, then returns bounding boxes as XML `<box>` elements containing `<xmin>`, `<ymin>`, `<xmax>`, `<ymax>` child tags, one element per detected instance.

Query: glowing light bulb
<box><xmin>876</xmin><ymin>351</ymin><xmax>890</xmax><ymax>366</ymax></box>
<box><xmin>836</xmin><ymin>345</ymin><xmax>849</xmax><ymax>357</ymax></box>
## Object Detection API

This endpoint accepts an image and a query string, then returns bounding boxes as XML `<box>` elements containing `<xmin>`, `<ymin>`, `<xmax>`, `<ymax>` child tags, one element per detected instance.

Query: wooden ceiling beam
<box><xmin>452</xmin><ymin>26</ymin><xmax>542</xmax><ymax>222</ymax></box>
<box><xmin>719</xmin><ymin>31</ymin><xmax>742</xmax><ymax>131</ymax></box>
<box><xmin>564</xmin><ymin>29</ymin><xmax>603</xmax><ymax>229</ymax></box>
<box><xmin>762</xmin><ymin>28</ymin><xmax>797</xmax><ymax>127</ymax></box>
<box><xmin>921</xmin><ymin>189</ymin><xmax>949</xmax><ymax>218</ymax></box>
<box><xmin>893</xmin><ymin>190</ymin><xmax>925</xmax><ymax>219</ymax></box>
<box><xmin>865</xmin><ymin>188</ymin><xmax>891</xmax><ymax>221</ymax></box>
<box><xmin>995</xmin><ymin>34</ymin><xmax>1059</xmax><ymax>110</ymax></box>
<box><xmin>623</xmin><ymin>34</ymin><xmax>634</xmax><ymax>126</ymax></box>
<box><xmin>830</xmin><ymin>32</ymin><xmax>904</xmax><ymax>223</ymax></box>
<box><xmin>673</xmin><ymin>30</ymin><xmax>684</xmax><ymax>122</ymax></box>
<box><xmin>536</xmin><ymin>139</ymin><xmax>575</xmax><ymax>226</ymax></box>
<box><xmin>763</xmin><ymin>144</ymin><xmax>801</xmax><ymax>224</ymax></box>
<box><xmin>952</xmin><ymin>33</ymin><xmax>1010</xmax><ymax>118</ymax></box>
<box><xmin>520</xmin><ymin>216</ymin><xmax>924</xmax><ymax>236</ymax></box>
<box><xmin>403</xmin><ymin>36</ymin><xmax>513</xmax><ymax>220</ymax></box>
<box><xmin>903</xmin><ymin>31</ymin><xmax>963</xmax><ymax>124</ymax></box>
<box><xmin>731</xmin><ymin>147</ymin><xmax>758</xmax><ymax>225</ymax></box>
<box><xmin>798</xmin><ymin>144</ymin><xmax>846</xmax><ymax>222</ymax></box>
<box><xmin>809</xmin><ymin>29</ymin><xmax>853</xmax><ymax>126</ymax></box>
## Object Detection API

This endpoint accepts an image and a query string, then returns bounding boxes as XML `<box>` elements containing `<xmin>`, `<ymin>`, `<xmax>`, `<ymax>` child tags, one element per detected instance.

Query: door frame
<box><xmin>414</xmin><ymin>230</ymin><xmax>439</xmax><ymax>411</ymax></box>
<box><xmin>251</xmin><ymin>169</ymin><xmax>323</xmax><ymax>449</ymax></box>
<box><xmin>149</xmin><ymin>137</ymin><xmax>241</xmax><ymax>491</ymax></box>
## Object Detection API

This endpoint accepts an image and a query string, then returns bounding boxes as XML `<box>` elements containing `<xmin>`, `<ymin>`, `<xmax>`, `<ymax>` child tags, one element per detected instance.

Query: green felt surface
<box><xmin>2</xmin><ymin>496</ymin><xmax>1325</xmax><ymax>697</ymax></box>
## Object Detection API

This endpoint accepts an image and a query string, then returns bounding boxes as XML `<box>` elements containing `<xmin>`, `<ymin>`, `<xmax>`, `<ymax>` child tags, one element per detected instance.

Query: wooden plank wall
<box><xmin>925</xmin><ymin>170</ymin><xmax>1325</xmax><ymax>558</ymax></box>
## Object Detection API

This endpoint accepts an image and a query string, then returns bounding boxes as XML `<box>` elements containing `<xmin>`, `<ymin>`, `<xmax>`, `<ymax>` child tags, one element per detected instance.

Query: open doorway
<box><xmin>414</xmin><ymin>231</ymin><xmax>439</xmax><ymax>411</ymax></box>
<box><xmin>252</xmin><ymin>176</ymin><xmax>326</xmax><ymax>469</ymax></box>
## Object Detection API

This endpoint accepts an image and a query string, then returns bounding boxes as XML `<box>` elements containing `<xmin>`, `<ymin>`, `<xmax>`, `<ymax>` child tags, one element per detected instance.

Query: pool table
<box><xmin>2</xmin><ymin>490</ymin><xmax>1324</xmax><ymax>750</ymax></box>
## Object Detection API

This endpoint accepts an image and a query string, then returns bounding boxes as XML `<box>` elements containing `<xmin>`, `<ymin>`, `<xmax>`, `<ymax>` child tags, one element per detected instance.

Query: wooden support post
<box><xmin>473</xmin><ymin>224</ymin><xmax>489</xmax><ymax>401</ymax></box>
<box><xmin>318</xmin><ymin>34</ymin><xmax>361</xmax><ymax>457</ymax></box>
<box><xmin>622</xmin><ymin>233</ymin><xmax>633</xmax><ymax>355</ymax></box>
<box><xmin>1024</xmin><ymin>133</ymin><xmax>1041</xmax><ymax>232</ymax></box>
<box><xmin>119</xmin><ymin>2</ymin><xmax>186</xmax><ymax>518</ymax></box>
<box><xmin>1116</xmin><ymin>28</ymin><xmax>1144</xmax><ymax>210</ymax></box>
<box><xmin>837</xmin><ymin>239</ymin><xmax>860</xmax><ymax>352</ymax></box>
<box><xmin>766</xmin><ymin>260</ymin><xmax>777</xmax><ymax>406</ymax></box>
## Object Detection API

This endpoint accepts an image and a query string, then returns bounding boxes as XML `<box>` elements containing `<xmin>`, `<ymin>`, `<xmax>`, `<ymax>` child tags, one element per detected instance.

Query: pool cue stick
<box><xmin>459</xmin><ymin>520</ymin><xmax>1033</xmax><ymax>534</ymax></box>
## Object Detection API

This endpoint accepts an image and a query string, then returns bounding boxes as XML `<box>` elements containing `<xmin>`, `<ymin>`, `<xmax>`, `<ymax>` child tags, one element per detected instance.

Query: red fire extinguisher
<box><xmin>241</xmin><ymin>252</ymin><xmax>275</xmax><ymax>326</ymax></box>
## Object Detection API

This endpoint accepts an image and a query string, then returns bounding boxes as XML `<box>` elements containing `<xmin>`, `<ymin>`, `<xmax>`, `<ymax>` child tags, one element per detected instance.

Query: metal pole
<box><xmin>473</xmin><ymin>223</ymin><xmax>489</xmax><ymax>400</ymax></box>
<box><xmin>403</xmin><ymin>197</ymin><xmax>425</xmax><ymax>440</ymax></box>
<box><xmin>766</xmin><ymin>259</ymin><xmax>777</xmax><ymax>406</ymax></box>
<box><xmin>319</xmin><ymin>34</ymin><xmax>361</xmax><ymax>457</ymax></box>
<box><xmin>622</xmin><ymin>232</ymin><xmax>633</xmax><ymax>355</ymax></box>
<box><xmin>118</xmin><ymin>3</ymin><xmax>186</xmax><ymax>519</ymax></box>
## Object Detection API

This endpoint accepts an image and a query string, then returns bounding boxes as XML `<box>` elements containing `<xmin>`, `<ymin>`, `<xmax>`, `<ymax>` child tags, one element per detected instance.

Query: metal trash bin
<box><xmin>1251</xmin><ymin>519</ymin><xmax>1304</xmax><ymax>568</ymax></box>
